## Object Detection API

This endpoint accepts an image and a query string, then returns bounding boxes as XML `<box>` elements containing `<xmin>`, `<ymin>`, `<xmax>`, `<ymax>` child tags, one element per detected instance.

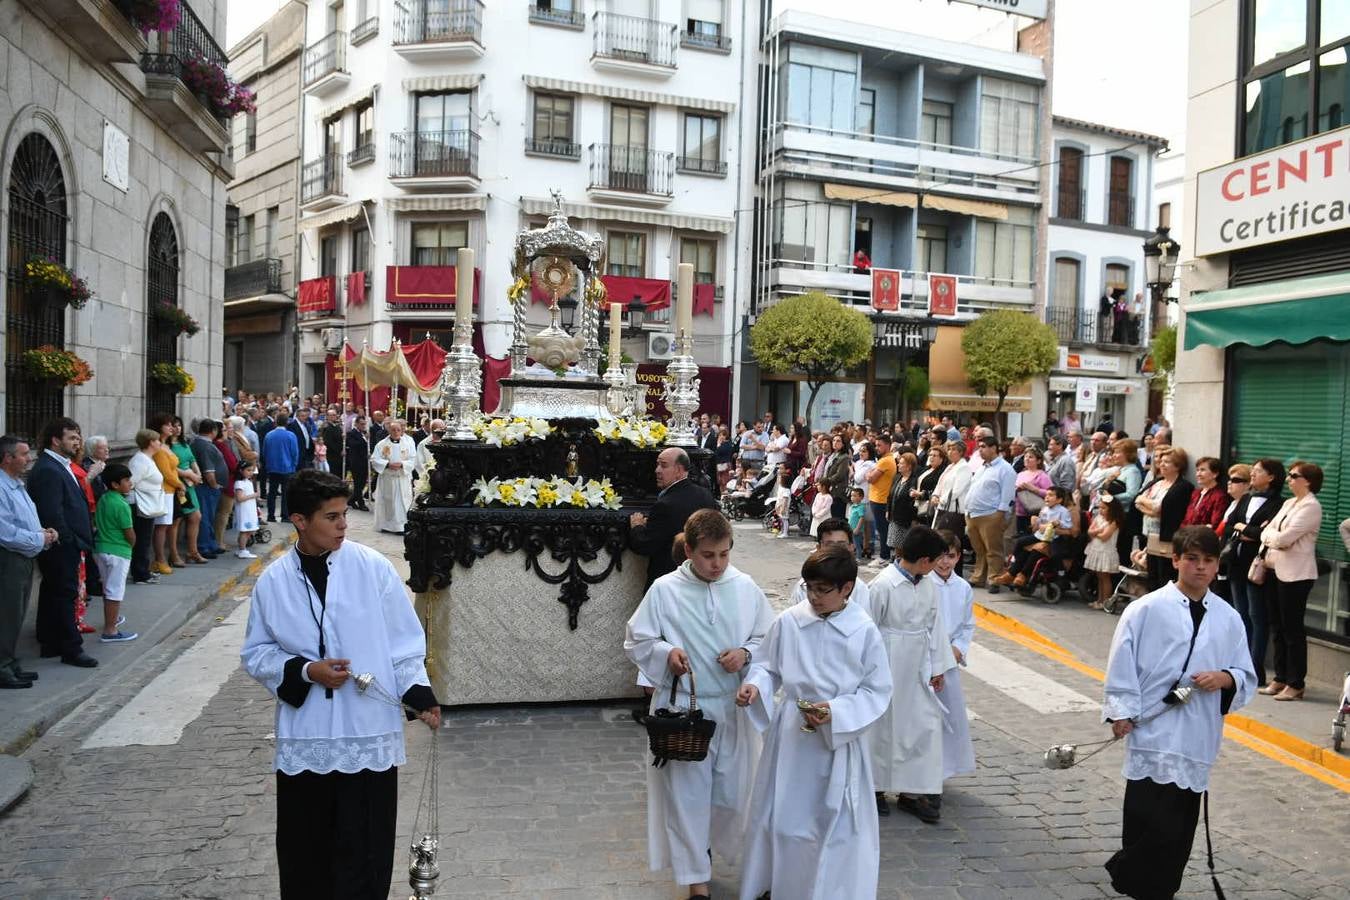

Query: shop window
<box><xmin>145</xmin><ymin>213</ymin><xmax>180</xmax><ymax>417</ymax></box>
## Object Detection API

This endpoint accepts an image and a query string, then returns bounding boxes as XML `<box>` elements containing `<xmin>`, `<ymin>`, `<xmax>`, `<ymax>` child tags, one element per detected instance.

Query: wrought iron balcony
<box><xmin>301</xmin><ymin>153</ymin><xmax>344</xmax><ymax>206</ymax></box>
<box><xmin>592</xmin><ymin>12</ymin><xmax>677</xmax><ymax>69</ymax></box>
<box><xmin>588</xmin><ymin>144</ymin><xmax>674</xmax><ymax>197</ymax></box>
<box><xmin>351</xmin><ymin>16</ymin><xmax>380</xmax><ymax>44</ymax></box>
<box><xmin>525</xmin><ymin>137</ymin><xmax>582</xmax><ymax>159</ymax></box>
<box><xmin>348</xmin><ymin>141</ymin><xmax>376</xmax><ymax>167</ymax></box>
<box><xmin>680</xmin><ymin>28</ymin><xmax>731</xmax><ymax>51</ymax></box>
<box><xmin>676</xmin><ymin>155</ymin><xmax>727</xmax><ymax>176</ymax></box>
<box><xmin>303</xmin><ymin>31</ymin><xmax>348</xmax><ymax>90</ymax></box>
<box><xmin>140</xmin><ymin>0</ymin><xmax>226</xmax><ymax>80</ymax></box>
<box><xmin>224</xmin><ymin>258</ymin><xmax>282</xmax><ymax>301</ymax></box>
<box><xmin>1046</xmin><ymin>305</ymin><xmax>1147</xmax><ymax>348</ymax></box>
<box><xmin>1056</xmin><ymin>187</ymin><xmax>1086</xmax><ymax>221</ymax></box>
<box><xmin>393</xmin><ymin>0</ymin><xmax>484</xmax><ymax>46</ymax></box>
<box><xmin>136</xmin><ymin>0</ymin><xmax>230</xmax><ymax>149</ymax></box>
<box><xmin>529</xmin><ymin>4</ymin><xmax>585</xmax><ymax>28</ymax></box>
<box><xmin>389</xmin><ymin>130</ymin><xmax>480</xmax><ymax>182</ymax></box>
<box><xmin>1107</xmin><ymin>193</ymin><xmax>1137</xmax><ymax>229</ymax></box>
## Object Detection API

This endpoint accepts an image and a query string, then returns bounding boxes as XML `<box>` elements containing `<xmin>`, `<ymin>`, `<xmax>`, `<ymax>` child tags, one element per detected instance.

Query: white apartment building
<box><xmin>748</xmin><ymin>10</ymin><xmax>1049</xmax><ymax>429</ymax></box>
<box><xmin>1</xmin><ymin>0</ymin><xmax>233</xmax><ymax>444</ymax></box>
<box><xmin>294</xmin><ymin>0</ymin><xmax>752</xmax><ymax>419</ymax></box>
<box><xmin>1178</xmin><ymin>0</ymin><xmax>1349</xmax><ymax>660</ymax></box>
<box><xmin>1044</xmin><ymin>115</ymin><xmax>1168</xmax><ymax>434</ymax></box>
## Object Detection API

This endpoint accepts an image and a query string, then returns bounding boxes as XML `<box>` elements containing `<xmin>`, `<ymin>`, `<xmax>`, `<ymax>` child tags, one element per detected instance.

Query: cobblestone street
<box><xmin>0</xmin><ymin>516</ymin><xmax>1344</xmax><ymax>899</ymax></box>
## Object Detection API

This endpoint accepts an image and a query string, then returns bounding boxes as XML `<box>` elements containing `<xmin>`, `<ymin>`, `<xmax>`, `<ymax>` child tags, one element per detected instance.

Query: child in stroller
<box><xmin>720</xmin><ymin>464</ymin><xmax>775</xmax><ymax>520</ymax></box>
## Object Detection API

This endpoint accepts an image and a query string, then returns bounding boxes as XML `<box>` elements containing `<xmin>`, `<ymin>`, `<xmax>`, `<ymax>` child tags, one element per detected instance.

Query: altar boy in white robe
<box><xmin>787</xmin><ymin>517</ymin><xmax>870</xmax><ymax>611</ymax></box>
<box><xmin>241</xmin><ymin>470</ymin><xmax>440</xmax><ymax>900</ymax></box>
<box><xmin>866</xmin><ymin>525</ymin><xmax>955</xmax><ymax>824</ymax></box>
<box><xmin>370</xmin><ymin>418</ymin><xmax>416</xmax><ymax>534</ymax></box>
<box><xmin>737</xmin><ymin>546</ymin><xmax>892</xmax><ymax>900</ymax></box>
<box><xmin>931</xmin><ymin>529</ymin><xmax>976</xmax><ymax>801</ymax></box>
<box><xmin>1102</xmin><ymin>526</ymin><xmax>1255</xmax><ymax>900</ymax></box>
<box><xmin>624</xmin><ymin>509</ymin><xmax>774</xmax><ymax>900</ymax></box>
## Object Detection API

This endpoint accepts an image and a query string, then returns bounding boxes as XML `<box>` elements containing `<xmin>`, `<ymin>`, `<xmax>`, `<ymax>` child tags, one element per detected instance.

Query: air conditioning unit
<box><xmin>647</xmin><ymin>331</ymin><xmax>676</xmax><ymax>360</ymax></box>
<box><xmin>321</xmin><ymin>328</ymin><xmax>344</xmax><ymax>352</ymax></box>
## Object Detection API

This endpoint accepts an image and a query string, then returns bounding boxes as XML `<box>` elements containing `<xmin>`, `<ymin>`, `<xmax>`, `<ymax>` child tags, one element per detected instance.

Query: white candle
<box><xmin>609</xmin><ymin>301</ymin><xmax>623</xmax><ymax>369</ymax></box>
<box><xmin>455</xmin><ymin>246</ymin><xmax>474</xmax><ymax>331</ymax></box>
<box><xmin>676</xmin><ymin>262</ymin><xmax>693</xmax><ymax>339</ymax></box>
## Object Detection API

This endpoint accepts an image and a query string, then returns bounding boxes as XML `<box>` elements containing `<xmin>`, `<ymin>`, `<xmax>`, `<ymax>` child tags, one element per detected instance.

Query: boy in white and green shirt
<box><xmin>93</xmin><ymin>463</ymin><xmax>138</xmax><ymax>643</ymax></box>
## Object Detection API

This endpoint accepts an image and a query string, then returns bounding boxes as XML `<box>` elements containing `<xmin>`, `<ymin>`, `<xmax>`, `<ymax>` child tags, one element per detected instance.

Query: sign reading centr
<box><xmin>1195</xmin><ymin>124</ymin><xmax>1350</xmax><ymax>256</ymax></box>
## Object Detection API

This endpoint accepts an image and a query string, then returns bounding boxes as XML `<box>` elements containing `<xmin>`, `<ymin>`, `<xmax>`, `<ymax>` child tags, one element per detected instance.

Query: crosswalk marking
<box><xmin>82</xmin><ymin>601</ymin><xmax>251</xmax><ymax>749</ymax></box>
<box><xmin>962</xmin><ymin>641</ymin><xmax>1100</xmax><ymax>715</ymax></box>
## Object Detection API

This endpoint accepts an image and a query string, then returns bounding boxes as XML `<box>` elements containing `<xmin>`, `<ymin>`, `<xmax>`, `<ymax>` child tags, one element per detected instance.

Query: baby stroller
<box><xmin>1333</xmin><ymin>671</ymin><xmax>1350</xmax><ymax>752</ymax></box>
<box><xmin>247</xmin><ymin>522</ymin><xmax>273</xmax><ymax>548</ymax></box>
<box><xmin>720</xmin><ymin>467</ymin><xmax>775</xmax><ymax>521</ymax></box>
<box><xmin>1100</xmin><ymin>559</ymin><xmax>1148</xmax><ymax>614</ymax></box>
<box><xmin>763</xmin><ymin>470</ymin><xmax>813</xmax><ymax>537</ymax></box>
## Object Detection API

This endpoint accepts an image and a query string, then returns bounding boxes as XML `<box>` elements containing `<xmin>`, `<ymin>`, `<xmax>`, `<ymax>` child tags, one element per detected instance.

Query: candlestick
<box><xmin>609</xmin><ymin>302</ymin><xmax>622</xmax><ymax>369</ymax></box>
<box><xmin>676</xmin><ymin>262</ymin><xmax>694</xmax><ymax>339</ymax></box>
<box><xmin>455</xmin><ymin>247</ymin><xmax>474</xmax><ymax>333</ymax></box>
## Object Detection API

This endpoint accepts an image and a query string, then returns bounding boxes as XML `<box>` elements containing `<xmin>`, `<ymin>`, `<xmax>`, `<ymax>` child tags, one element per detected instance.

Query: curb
<box><xmin>0</xmin><ymin>754</ymin><xmax>34</xmax><ymax>815</ymax></box>
<box><xmin>0</xmin><ymin>534</ymin><xmax>294</xmax><ymax>758</ymax></box>
<box><xmin>973</xmin><ymin>601</ymin><xmax>1350</xmax><ymax>791</ymax></box>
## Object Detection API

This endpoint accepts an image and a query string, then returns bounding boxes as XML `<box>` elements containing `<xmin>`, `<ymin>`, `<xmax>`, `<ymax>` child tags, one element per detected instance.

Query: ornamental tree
<box><xmin>961</xmin><ymin>309</ymin><xmax>1058</xmax><ymax>439</ymax></box>
<box><xmin>749</xmin><ymin>291</ymin><xmax>873</xmax><ymax>425</ymax></box>
<box><xmin>1149</xmin><ymin>324</ymin><xmax>1177</xmax><ymax>396</ymax></box>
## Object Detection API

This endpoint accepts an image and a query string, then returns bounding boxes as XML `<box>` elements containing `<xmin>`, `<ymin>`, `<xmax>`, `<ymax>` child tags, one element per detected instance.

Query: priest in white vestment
<box><xmin>865</xmin><ymin>526</ymin><xmax>955</xmax><ymax>824</ymax></box>
<box><xmin>1102</xmin><ymin>527</ymin><xmax>1255</xmax><ymax>899</ymax></box>
<box><xmin>414</xmin><ymin>419</ymin><xmax>444</xmax><ymax>479</ymax></box>
<box><xmin>624</xmin><ymin>509</ymin><xmax>774</xmax><ymax>900</ymax></box>
<box><xmin>240</xmin><ymin>470</ymin><xmax>440</xmax><ymax>899</ymax></box>
<box><xmin>931</xmin><ymin>532</ymin><xmax>976</xmax><ymax>782</ymax></box>
<box><xmin>370</xmin><ymin>419</ymin><xmax>416</xmax><ymax>534</ymax></box>
<box><xmin>737</xmin><ymin>546</ymin><xmax>892</xmax><ymax>900</ymax></box>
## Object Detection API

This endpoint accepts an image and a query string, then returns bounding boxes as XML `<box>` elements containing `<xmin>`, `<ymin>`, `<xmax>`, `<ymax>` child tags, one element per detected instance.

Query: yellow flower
<box><xmin>569</xmin><ymin>490</ymin><xmax>587</xmax><ymax>507</ymax></box>
<box><xmin>499</xmin><ymin>483</ymin><xmax>517</xmax><ymax>503</ymax></box>
<box><xmin>537</xmin><ymin>485</ymin><xmax>558</xmax><ymax>505</ymax></box>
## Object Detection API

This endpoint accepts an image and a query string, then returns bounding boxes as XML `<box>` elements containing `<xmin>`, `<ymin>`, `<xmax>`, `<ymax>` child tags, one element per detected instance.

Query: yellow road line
<box><xmin>974</xmin><ymin>602</ymin><xmax>1350</xmax><ymax>793</ymax></box>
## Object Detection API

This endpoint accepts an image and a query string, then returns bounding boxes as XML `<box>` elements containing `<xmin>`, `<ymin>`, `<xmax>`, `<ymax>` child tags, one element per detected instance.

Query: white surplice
<box><xmin>738</xmin><ymin>599</ymin><xmax>893</xmax><ymax>900</ymax></box>
<box><xmin>623</xmin><ymin>562</ymin><xmax>775</xmax><ymax>886</ymax></box>
<box><xmin>865</xmin><ymin>562</ymin><xmax>955</xmax><ymax>795</ymax></box>
<box><xmin>240</xmin><ymin>541</ymin><xmax>431</xmax><ymax>774</ymax></box>
<box><xmin>1103</xmin><ymin>583</ymin><xmax>1256</xmax><ymax>792</ymax></box>
<box><xmin>370</xmin><ymin>435</ymin><xmax>416</xmax><ymax>533</ymax></box>
<box><xmin>931</xmin><ymin>570</ymin><xmax>976</xmax><ymax>779</ymax></box>
<box><xmin>788</xmin><ymin>574</ymin><xmax>870</xmax><ymax>611</ymax></box>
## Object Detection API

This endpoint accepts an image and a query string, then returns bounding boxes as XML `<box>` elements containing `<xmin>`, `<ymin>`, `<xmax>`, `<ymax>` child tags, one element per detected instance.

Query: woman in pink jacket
<box><xmin>1258</xmin><ymin>461</ymin><xmax>1325</xmax><ymax>702</ymax></box>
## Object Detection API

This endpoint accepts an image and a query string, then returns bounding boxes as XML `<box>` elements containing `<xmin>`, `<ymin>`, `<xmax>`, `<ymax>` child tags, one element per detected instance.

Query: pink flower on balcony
<box><xmin>127</xmin><ymin>0</ymin><xmax>183</xmax><ymax>37</ymax></box>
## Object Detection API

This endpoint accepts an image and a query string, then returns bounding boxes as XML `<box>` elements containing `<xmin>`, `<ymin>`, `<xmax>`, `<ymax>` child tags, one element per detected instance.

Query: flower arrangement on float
<box><xmin>593</xmin><ymin>417</ymin><xmax>667</xmax><ymax>449</ymax></box>
<box><xmin>149</xmin><ymin>362</ymin><xmax>195</xmax><ymax>394</ymax></box>
<box><xmin>21</xmin><ymin>346</ymin><xmax>94</xmax><ymax>386</ymax></box>
<box><xmin>125</xmin><ymin>0</ymin><xmax>182</xmax><ymax>36</ymax></box>
<box><xmin>24</xmin><ymin>256</ymin><xmax>94</xmax><ymax>309</ymax></box>
<box><xmin>470</xmin><ymin>475</ymin><xmax>622</xmax><ymax>510</ymax></box>
<box><xmin>471</xmin><ymin>416</ymin><xmax>554</xmax><ymax>447</ymax></box>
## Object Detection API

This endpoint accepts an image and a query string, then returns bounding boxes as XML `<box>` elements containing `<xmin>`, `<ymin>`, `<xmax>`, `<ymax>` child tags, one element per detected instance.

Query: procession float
<box><xmin>404</xmin><ymin>198</ymin><xmax>713</xmax><ymax>706</ymax></box>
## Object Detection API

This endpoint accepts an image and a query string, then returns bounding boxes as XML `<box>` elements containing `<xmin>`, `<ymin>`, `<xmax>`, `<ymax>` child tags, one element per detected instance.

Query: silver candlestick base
<box><xmin>662</xmin><ymin>332</ymin><xmax>700</xmax><ymax>446</ymax></box>
<box><xmin>603</xmin><ymin>363</ymin><xmax>630</xmax><ymax>417</ymax></box>
<box><xmin>441</xmin><ymin>327</ymin><xmax>482</xmax><ymax>441</ymax></box>
<box><xmin>622</xmin><ymin>363</ymin><xmax>641</xmax><ymax>415</ymax></box>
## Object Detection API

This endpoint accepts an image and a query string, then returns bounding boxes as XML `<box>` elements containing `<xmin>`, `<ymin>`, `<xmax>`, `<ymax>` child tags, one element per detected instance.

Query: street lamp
<box><xmin>1143</xmin><ymin>225</ymin><xmax>1181</xmax><ymax>301</ymax></box>
<box><xmin>558</xmin><ymin>294</ymin><xmax>578</xmax><ymax>331</ymax></box>
<box><xmin>623</xmin><ymin>296</ymin><xmax>647</xmax><ymax>336</ymax></box>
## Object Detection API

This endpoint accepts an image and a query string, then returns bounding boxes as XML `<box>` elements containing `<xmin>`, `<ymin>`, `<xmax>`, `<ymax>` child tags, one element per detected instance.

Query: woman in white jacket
<box><xmin>931</xmin><ymin>441</ymin><xmax>973</xmax><ymax>575</ymax></box>
<box><xmin>127</xmin><ymin>428</ymin><xmax>166</xmax><ymax>585</ymax></box>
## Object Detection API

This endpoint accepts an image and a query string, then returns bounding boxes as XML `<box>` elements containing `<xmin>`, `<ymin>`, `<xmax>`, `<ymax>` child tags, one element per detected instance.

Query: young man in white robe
<box><xmin>624</xmin><ymin>509</ymin><xmax>775</xmax><ymax>900</ymax></box>
<box><xmin>240</xmin><ymin>470</ymin><xmax>440</xmax><ymax>899</ymax></box>
<box><xmin>787</xmin><ymin>517</ymin><xmax>870</xmax><ymax>611</ymax></box>
<box><xmin>931</xmin><ymin>529</ymin><xmax>976</xmax><ymax>803</ymax></box>
<box><xmin>370</xmin><ymin>418</ymin><xmax>416</xmax><ymax>534</ymax></box>
<box><xmin>866</xmin><ymin>525</ymin><xmax>955</xmax><ymax>824</ymax></box>
<box><xmin>736</xmin><ymin>546</ymin><xmax>893</xmax><ymax>900</ymax></box>
<box><xmin>1102</xmin><ymin>526</ymin><xmax>1256</xmax><ymax>899</ymax></box>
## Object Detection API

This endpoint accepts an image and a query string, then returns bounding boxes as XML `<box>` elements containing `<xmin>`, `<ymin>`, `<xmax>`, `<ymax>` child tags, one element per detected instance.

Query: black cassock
<box><xmin>1105</xmin><ymin>777</ymin><xmax>1203</xmax><ymax>899</ymax></box>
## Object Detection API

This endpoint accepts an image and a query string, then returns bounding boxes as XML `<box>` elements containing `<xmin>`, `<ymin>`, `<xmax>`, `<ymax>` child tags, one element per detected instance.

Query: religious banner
<box><xmin>693</xmin><ymin>282</ymin><xmax>716</xmax><ymax>316</ymax></box>
<box><xmin>635</xmin><ymin>364</ymin><xmax>732</xmax><ymax>422</ymax></box>
<box><xmin>928</xmin><ymin>274</ymin><xmax>958</xmax><ymax>317</ymax></box>
<box><xmin>601</xmin><ymin>275</ymin><xmax>671</xmax><ymax>312</ymax></box>
<box><xmin>385</xmin><ymin>265</ymin><xmax>481</xmax><ymax>306</ymax></box>
<box><xmin>871</xmin><ymin>268</ymin><xmax>901</xmax><ymax>311</ymax></box>
<box><xmin>298</xmin><ymin>275</ymin><xmax>336</xmax><ymax>314</ymax></box>
<box><xmin>1076</xmin><ymin>378</ymin><xmax>1099</xmax><ymax>413</ymax></box>
<box><xmin>345</xmin><ymin>271</ymin><xmax>367</xmax><ymax>306</ymax></box>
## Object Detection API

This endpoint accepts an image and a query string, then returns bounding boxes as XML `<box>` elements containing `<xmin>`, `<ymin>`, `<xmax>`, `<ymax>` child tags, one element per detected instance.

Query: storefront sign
<box><xmin>1076</xmin><ymin>378</ymin><xmax>1098</xmax><ymax>413</ymax></box>
<box><xmin>1057</xmin><ymin>347</ymin><xmax>1118</xmax><ymax>373</ymax></box>
<box><xmin>1195</xmin><ymin>124</ymin><xmax>1350</xmax><ymax>256</ymax></box>
<box><xmin>950</xmin><ymin>0</ymin><xmax>1048</xmax><ymax>19</ymax></box>
<box><xmin>636</xmin><ymin>364</ymin><xmax>731</xmax><ymax>422</ymax></box>
<box><xmin>871</xmin><ymin>268</ymin><xmax>901</xmax><ymax>311</ymax></box>
<box><xmin>928</xmin><ymin>274</ymin><xmax>958</xmax><ymax>317</ymax></box>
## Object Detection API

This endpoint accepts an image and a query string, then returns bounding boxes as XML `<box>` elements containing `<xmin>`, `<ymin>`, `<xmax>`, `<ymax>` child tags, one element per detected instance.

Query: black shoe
<box><xmin>0</xmin><ymin>675</ymin><xmax>33</xmax><ymax>689</ymax></box>
<box><xmin>876</xmin><ymin>793</ymin><xmax>890</xmax><ymax>816</ymax></box>
<box><xmin>133</xmin><ymin>575</ymin><xmax>160</xmax><ymax>585</ymax></box>
<box><xmin>39</xmin><ymin>647</ymin><xmax>62</xmax><ymax>659</ymax></box>
<box><xmin>11</xmin><ymin>668</ymin><xmax>37</xmax><ymax>681</ymax></box>
<box><xmin>988</xmin><ymin>585</ymin><xmax>1002</xmax><ymax>595</ymax></box>
<box><xmin>896</xmin><ymin>794</ymin><xmax>940</xmax><ymax>824</ymax></box>
<box><xmin>60</xmin><ymin>653</ymin><xmax>98</xmax><ymax>668</ymax></box>
<box><xmin>926</xmin><ymin>793</ymin><xmax>942</xmax><ymax>811</ymax></box>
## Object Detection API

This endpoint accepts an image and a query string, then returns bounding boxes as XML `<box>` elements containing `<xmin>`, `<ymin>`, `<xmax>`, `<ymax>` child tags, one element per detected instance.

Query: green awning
<box><xmin>1183</xmin><ymin>271</ymin><xmax>1350</xmax><ymax>350</ymax></box>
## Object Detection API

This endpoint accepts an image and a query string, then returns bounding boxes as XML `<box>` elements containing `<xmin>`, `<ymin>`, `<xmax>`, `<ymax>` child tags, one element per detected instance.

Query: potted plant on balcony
<box><xmin>21</xmin><ymin>345</ymin><xmax>94</xmax><ymax>387</ymax></box>
<box><xmin>149</xmin><ymin>361</ymin><xmax>195</xmax><ymax>395</ymax></box>
<box><xmin>24</xmin><ymin>255</ymin><xmax>94</xmax><ymax>309</ymax></box>
<box><xmin>181</xmin><ymin>53</ymin><xmax>256</xmax><ymax>119</ymax></box>
<box><xmin>152</xmin><ymin>301</ymin><xmax>201</xmax><ymax>336</ymax></box>
<box><xmin>124</xmin><ymin>0</ymin><xmax>182</xmax><ymax>37</ymax></box>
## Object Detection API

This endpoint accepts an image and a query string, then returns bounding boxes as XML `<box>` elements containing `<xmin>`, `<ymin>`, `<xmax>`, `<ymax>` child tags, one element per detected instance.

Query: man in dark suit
<box><xmin>628</xmin><ymin>447</ymin><xmax>718</xmax><ymax>591</ymax></box>
<box><xmin>27</xmin><ymin>417</ymin><xmax>97</xmax><ymax>667</ymax></box>
<box><xmin>287</xmin><ymin>407</ymin><xmax>316</xmax><ymax>470</ymax></box>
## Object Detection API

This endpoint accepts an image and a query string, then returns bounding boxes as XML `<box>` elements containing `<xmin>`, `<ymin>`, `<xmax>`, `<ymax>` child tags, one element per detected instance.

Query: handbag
<box><xmin>1247</xmin><ymin>550</ymin><xmax>1268</xmax><ymax>586</ymax></box>
<box><xmin>1105</xmin><ymin>478</ymin><xmax>1127</xmax><ymax>495</ymax></box>
<box><xmin>1145</xmin><ymin>533</ymin><xmax>1171</xmax><ymax>557</ymax></box>
<box><xmin>1018</xmin><ymin>486</ymin><xmax>1045</xmax><ymax>514</ymax></box>
<box><xmin>644</xmin><ymin>669</ymin><xmax>716</xmax><ymax>767</ymax></box>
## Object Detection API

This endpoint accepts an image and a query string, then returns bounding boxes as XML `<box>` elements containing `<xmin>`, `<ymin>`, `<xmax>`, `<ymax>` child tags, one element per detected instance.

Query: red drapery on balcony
<box><xmin>298</xmin><ymin>275</ymin><xmax>337</xmax><ymax>313</ymax></box>
<box><xmin>600</xmin><ymin>275</ymin><xmax>670</xmax><ymax>311</ymax></box>
<box><xmin>693</xmin><ymin>283</ymin><xmax>715</xmax><ymax>317</ymax></box>
<box><xmin>346</xmin><ymin>271</ymin><xmax>367</xmax><ymax>306</ymax></box>
<box><xmin>385</xmin><ymin>265</ymin><xmax>482</xmax><ymax>306</ymax></box>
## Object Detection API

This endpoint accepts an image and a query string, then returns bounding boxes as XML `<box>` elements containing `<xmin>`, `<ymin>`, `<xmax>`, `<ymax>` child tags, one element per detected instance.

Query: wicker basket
<box><xmin>644</xmin><ymin>669</ymin><xmax>716</xmax><ymax>767</ymax></box>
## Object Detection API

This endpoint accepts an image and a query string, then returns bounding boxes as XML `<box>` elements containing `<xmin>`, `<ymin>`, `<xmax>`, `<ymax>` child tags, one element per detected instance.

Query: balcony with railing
<box><xmin>303</xmin><ymin>31</ymin><xmax>349</xmax><ymax>96</ymax></box>
<box><xmin>389</xmin><ymin>131</ymin><xmax>480</xmax><ymax>189</ymax></box>
<box><xmin>385</xmin><ymin>265</ymin><xmax>481</xmax><ymax>312</ymax></box>
<box><xmin>591</xmin><ymin>12</ymin><xmax>677</xmax><ymax>75</ymax></box>
<box><xmin>680</xmin><ymin>27</ymin><xmax>731</xmax><ymax>52</ymax></box>
<box><xmin>351</xmin><ymin>15</ymin><xmax>380</xmax><ymax>45</ymax></box>
<box><xmin>765</xmin><ymin>259</ymin><xmax>1035</xmax><ymax>318</ymax></box>
<box><xmin>42</xmin><ymin>0</ymin><xmax>147</xmax><ymax>65</ymax></box>
<box><xmin>393</xmin><ymin>0</ymin><xmax>484</xmax><ymax>59</ymax></box>
<box><xmin>224</xmin><ymin>258</ymin><xmax>284</xmax><ymax>303</ymax></box>
<box><xmin>588</xmin><ymin>144</ymin><xmax>674</xmax><ymax>206</ymax></box>
<box><xmin>298</xmin><ymin>275</ymin><xmax>339</xmax><ymax>320</ymax></box>
<box><xmin>301</xmin><ymin>153</ymin><xmax>346</xmax><ymax>210</ymax></box>
<box><xmin>137</xmin><ymin>0</ymin><xmax>231</xmax><ymax>152</ymax></box>
<box><xmin>1056</xmin><ymin>187</ymin><xmax>1086</xmax><ymax>222</ymax></box>
<box><xmin>529</xmin><ymin>3</ymin><xmax>585</xmax><ymax>29</ymax></box>
<box><xmin>525</xmin><ymin>137</ymin><xmax>582</xmax><ymax>160</ymax></box>
<box><xmin>1045</xmin><ymin>305</ymin><xmax>1147</xmax><ymax>348</ymax></box>
<box><xmin>348</xmin><ymin>140</ymin><xmax>377</xmax><ymax>167</ymax></box>
<box><xmin>1107</xmin><ymin>193</ymin><xmax>1136</xmax><ymax>229</ymax></box>
<box><xmin>676</xmin><ymin>155</ymin><xmax>727</xmax><ymax>177</ymax></box>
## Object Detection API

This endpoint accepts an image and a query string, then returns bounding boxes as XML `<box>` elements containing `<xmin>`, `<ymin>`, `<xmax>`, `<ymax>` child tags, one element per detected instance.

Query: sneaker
<box><xmin>132</xmin><ymin>575</ymin><xmax>160</xmax><ymax>585</ymax></box>
<box><xmin>236</xmin><ymin>549</ymin><xmax>257</xmax><ymax>559</ymax></box>
<box><xmin>99</xmin><ymin>631</ymin><xmax>138</xmax><ymax>643</ymax></box>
